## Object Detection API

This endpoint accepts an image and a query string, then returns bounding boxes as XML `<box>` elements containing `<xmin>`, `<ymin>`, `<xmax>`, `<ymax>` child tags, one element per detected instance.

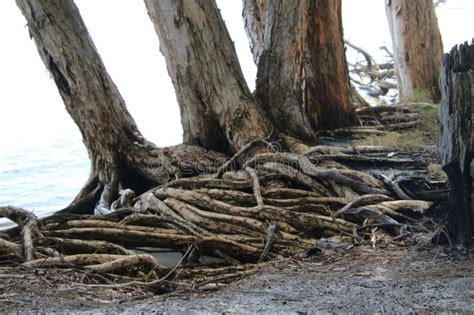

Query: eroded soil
<box><xmin>1</xmin><ymin>244</ymin><xmax>473</xmax><ymax>313</ymax></box>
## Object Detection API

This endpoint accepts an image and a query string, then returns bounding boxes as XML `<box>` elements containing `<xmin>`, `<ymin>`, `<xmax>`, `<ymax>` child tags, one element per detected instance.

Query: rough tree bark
<box><xmin>7</xmin><ymin>0</ymin><xmax>443</xmax><ymax>283</ymax></box>
<box><xmin>242</xmin><ymin>0</ymin><xmax>267</xmax><ymax>65</ymax></box>
<box><xmin>386</xmin><ymin>0</ymin><xmax>443</xmax><ymax>101</ymax></box>
<box><xmin>438</xmin><ymin>42</ymin><xmax>473</xmax><ymax>246</ymax></box>
<box><xmin>16</xmin><ymin>0</ymin><xmax>227</xmax><ymax>214</ymax></box>
<box><xmin>243</xmin><ymin>0</ymin><xmax>355</xmax><ymax>140</ymax></box>
<box><xmin>145</xmin><ymin>0</ymin><xmax>272</xmax><ymax>154</ymax></box>
<box><xmin>17</xmin><ymin>0</ymin><xmax>358</xmax><ymax>216</ymax></box>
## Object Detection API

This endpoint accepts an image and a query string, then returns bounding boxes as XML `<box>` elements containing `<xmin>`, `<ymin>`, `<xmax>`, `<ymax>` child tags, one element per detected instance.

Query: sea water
<box><xmin>0</xmin><ymin>137</ymin><xmax>89</xmax><ymax>226</ymax></box>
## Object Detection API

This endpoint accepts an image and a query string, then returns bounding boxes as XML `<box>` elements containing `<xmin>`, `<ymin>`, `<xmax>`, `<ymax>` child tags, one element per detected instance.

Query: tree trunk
<box><xmin>438</xmin><ymin>42</ymin><xmax>473</xmax><ymax>246</ymax></box>
<box><xmin>242</xmin><ymin>0</ymin><xmax>267</xmax><ymax>65</ymax></box>
<box><xmin>386</xmin><ymin>0</ymin><xmax>443</xmax><ymax>102</ymax></box>
<box><xmin>17</xmin><ymin>0</ymin><xmax>359</xmax><ymax>214</ymax></box>
<box><xmin>10</xmin><ymin>0</ymin><xmax>444</xmax><ymax>278</ymax></box>
<box><xmin>243</xmin><ymin>0</ymin><xmax>355</xmax><ymax>140</ymax></box>
<box><xmin>17</xmin><ymin>0</ymin><xmax>226</xmax><ymax>213</ymax></box>
<box><xmin>145</xmin><ymin>0</ymin><xmax>272</xmax><ymax>154</ymax></box>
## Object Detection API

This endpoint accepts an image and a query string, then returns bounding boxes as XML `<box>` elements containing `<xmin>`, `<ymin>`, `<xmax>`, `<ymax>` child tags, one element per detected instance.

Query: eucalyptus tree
<box><xmin>386</xmin><ymin>0</ymin><xmax>443</xmax><ymax>101</ymax></box>
<box><xmin>17</xmin><ymin>0</ymin><xmax>355</xmax><ymax>214</ymax></box>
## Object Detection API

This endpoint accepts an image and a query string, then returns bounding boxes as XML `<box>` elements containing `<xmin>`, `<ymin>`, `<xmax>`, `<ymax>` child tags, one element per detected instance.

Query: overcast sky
<box><xmin>0</xmin><ymin>0</ymin><xmax>472</xmax><ymax>147</ymax></box>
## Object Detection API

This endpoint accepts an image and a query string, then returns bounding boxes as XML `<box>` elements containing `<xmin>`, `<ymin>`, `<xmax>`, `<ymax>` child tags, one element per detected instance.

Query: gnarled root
<box><xmin>0</xmin><ymin>206</ymin><xmax>41</xmax><ymax>261</ymax></box>
<box><xmin>59</xmin><ymin>144</ymin><xmax>229</xmax><ymax>216</ymax></box>
<box><xmin>1</xmin><ymin>143</ymin><xmax>438</xmax><ymax>294</ymax></box>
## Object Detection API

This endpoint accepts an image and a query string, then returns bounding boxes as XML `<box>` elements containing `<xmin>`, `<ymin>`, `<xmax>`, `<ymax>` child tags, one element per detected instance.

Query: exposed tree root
<box><xmin>0</xmin><ymin>238</ymin><xmax>22</xmax><ymax>259</ymax></box>
<box><xmin>0</xmin><ymin>206</ymin><xmax>41</xmax><ymax>261</ymax></box>
<box><xmin>36</xmin><ymin>237</ymin><xmax>131</xmax><ymax>255</ymax></box>
<box><xmin>1</xmin><ymin>119</ymin><xmax>445</xmax><ymax>294</ymax></box>
<box><xmin>0</xmin><ymin>159</ymin><xmax>440</xmax><ymax>292</ymax></box>
<box><xmin>58</xmin><ymin>144</ymin><xmax>229</xmax><ymax>216</ymax></box>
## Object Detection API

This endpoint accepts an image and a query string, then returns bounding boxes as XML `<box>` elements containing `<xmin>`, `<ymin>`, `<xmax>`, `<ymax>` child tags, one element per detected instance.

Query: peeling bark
<box><xmin>386</xmin><ymin>0</ymin><xmax>443</xmax><ymax>101</ymax></box>
<box><xmin>8</xmin><ymin>0</ymin><xmax>451</xmax><ymax>288</ymax></box>
<box><xmin>242</xmin><ymin>0</ymin><xmax>267</xmax><ymax>65</ymax></box>
<box><xmin>244</xmin><ymin>0</ymin><xmax>355</xmax><ymax>140</ymax></box>
<box><xmin>145</xmin><ymin>0</ymin><xmax>272</xmax><ymax>153</ymax></box>
<box><xmin>17</xmin><ymin>0</ymin><xmax>227</xmax><ymax>213</ymax></box>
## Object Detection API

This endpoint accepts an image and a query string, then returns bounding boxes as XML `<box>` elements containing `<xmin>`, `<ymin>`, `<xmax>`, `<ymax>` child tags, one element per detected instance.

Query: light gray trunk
<box><xmin>145</xmin><ymin>0</ymin><xmax>272</xmax><ymax>153</ymax></box>
<box><xmin>242</xmin><ymin>0</ymin><xmax>267</xmax><ymax>65</ymax></box>
<box><xmin>17</xmin><ymin>0</ymin><xmax>226</xmax><ymax>213</ymax></box>
<box><xmin>386</xmin><ymin>0</ymin><xmax>443</xmax><ymax>101</ymax></box>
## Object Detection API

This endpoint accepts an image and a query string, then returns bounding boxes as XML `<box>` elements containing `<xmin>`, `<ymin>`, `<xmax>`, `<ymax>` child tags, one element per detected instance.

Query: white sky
<box><xmin>0</xmin><ymin>0</ymin><xmax>472</xmax><ymax>147</ymax></box>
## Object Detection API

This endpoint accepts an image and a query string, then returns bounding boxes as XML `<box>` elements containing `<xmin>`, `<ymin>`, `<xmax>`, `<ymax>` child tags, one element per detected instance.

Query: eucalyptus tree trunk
<box><xmin>10</xmin><ymin>0</ymin><xmax>434</xmax><ymax>271</ymax></box>
<box><xmin>17</xmin><ymin>0</ymin><xmax>358</xmax><ymax>214</ymax></box>
<box><xmin>145</xmin><ymin>0</ymin><xmax>272</xmax><ymax>153</ymax></box>
<box><xmin>16</xmin><ymin>0</ymin><xmax>226</xmax><ymax>213</ymax></box>
<box><xmin>243</xmin><ymin>0</ymin><xmax>355</xmax><ymax>140</ymax></box>
<box><xmin>242</xmin><ymin>0</ymin><xmax>267</xmax><ymax>65</ymax></box>
<box><xmin>386</xmin><ymin>0</ymin><xmax>443</xmax><ymax>101</ymax></box>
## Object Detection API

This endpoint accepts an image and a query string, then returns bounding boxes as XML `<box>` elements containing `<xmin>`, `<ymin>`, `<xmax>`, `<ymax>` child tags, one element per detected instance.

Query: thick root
<box><xmin>0</xmin><ymin>206</ymin><xmax>41</xmax><ymax>261</ymax></box>
<box><xmin>1</xmin><ymin>138</ymin><xmax>440</xmax><ymax>294</ymax></box>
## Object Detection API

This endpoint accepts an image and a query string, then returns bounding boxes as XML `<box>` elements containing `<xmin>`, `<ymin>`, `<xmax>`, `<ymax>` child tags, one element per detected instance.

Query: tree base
<box><xmin>1</xmin><ymin>104</ymin><xmax>447</xmax><ymax>293</ymax></box>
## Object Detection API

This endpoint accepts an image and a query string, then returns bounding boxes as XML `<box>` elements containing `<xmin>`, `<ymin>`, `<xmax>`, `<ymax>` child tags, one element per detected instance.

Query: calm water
<box><xmin>0</xmin><ymin>137</ymin><xmax>89</xmax><ymax>223</ymax></box>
